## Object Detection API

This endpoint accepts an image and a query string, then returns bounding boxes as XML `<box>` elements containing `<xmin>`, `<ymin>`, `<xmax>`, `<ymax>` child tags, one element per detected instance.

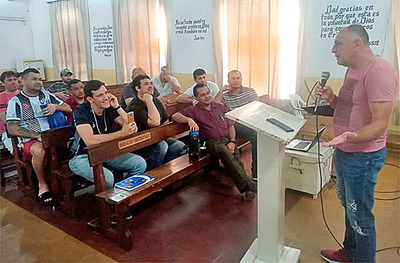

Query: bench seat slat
<box><xmin>96</xmin><ymin>154</ymin><xmax>212</xmax><ymax>205</ymax></box>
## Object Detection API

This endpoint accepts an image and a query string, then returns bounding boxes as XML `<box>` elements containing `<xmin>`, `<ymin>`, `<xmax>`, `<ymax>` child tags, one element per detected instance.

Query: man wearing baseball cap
<box><xmin>47</xmin><ymin>68</ymin><xmax>74</xmax><ymax>101</ymax></box>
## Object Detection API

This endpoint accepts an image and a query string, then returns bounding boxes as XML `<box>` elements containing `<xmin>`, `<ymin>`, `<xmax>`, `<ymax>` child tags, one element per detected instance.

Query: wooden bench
<box><xmin>87</xmin><ymin>120</ymin><xmax>252</xmax><ymax>250</ymax></box>
<box><xmin>86</xmin><ymin>121</ymin><xmax>212</xmax><ymax>250</ymax></box>
<box><xmin>106</xmin><ymin>83</ymin><xmax>127</xmax><ymax>101</ymax></box>
<box><xmin>40</xmin><ymin>125</ymin><xmax>85</xmax><ymax>216</ymax></box>
<box><xmin>8</xmin><ymin>133</ymin><xmax>35</xmax><ymax>196</ymax></box>
<box><xmin>0</xmin><ymin>142</ymin><xmax>16</xmax><ymax>186</ymax></box>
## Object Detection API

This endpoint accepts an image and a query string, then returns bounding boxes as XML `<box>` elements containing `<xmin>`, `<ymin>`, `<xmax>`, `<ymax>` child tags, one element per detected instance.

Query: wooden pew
<box><xmin>86</xmin><ymin>121</ymin><xmax>214</xmax><ymax>250</ymax></box>
<box><xmin>106</xmin><ymin>83</ymin><xmax>127</xmax><ymax>101</ymax></box>
<box><xmin>41</xmin><ymin>125</ymin><xmax>81</xmax><ymax>216</ymax></box>
<box><xmin>88</xmin><ymin>120</ymin><xmax>253</xmax><ymax>250</ymax></box>
<box><xmin>7</xmin><ymin>132</ymin><xmax>35</xmax><ymax>196</ymax></box>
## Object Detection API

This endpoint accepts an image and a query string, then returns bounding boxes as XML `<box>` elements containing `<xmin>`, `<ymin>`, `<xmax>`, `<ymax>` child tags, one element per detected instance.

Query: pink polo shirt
<box><xmin>0</xmin><ymin>90</ymin><xmax>20</xmax><ymax>134</ymax></box>
<box><xmin>334</xmin><ymin>57</ymin><xmax>399</xmax><ymax>153</ymax></box>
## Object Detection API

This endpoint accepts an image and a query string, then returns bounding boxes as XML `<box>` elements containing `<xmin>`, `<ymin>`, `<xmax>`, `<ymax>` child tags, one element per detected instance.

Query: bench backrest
<box><xmin>87</xmin><ymin>121</ymin><xmax>189</xmax><ymax>192</ymax></box>
<box><xmin>88</xmin><ymin>122</ymin><xmax>189</xmax><ymax>167</ymax></box>
<box><xmin>106</xmin><ymin>83</ymin><xmax>127</xmax><ymax>101</ymax></box>
<box><xmin>41</xmin><ymin>125</ymin><xmax>71</xmax><ymax>171</ymax></box>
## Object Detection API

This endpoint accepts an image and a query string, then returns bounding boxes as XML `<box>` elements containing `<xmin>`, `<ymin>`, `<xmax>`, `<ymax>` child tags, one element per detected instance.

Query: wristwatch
<box><xmin>228</xmin><ymin>140</ymin><xmax>236</xmax><ymax>144</ymax></box>
<box><xmin>114</xmin><ymin>105</ymin><xmax>122</xmax><ymax>111</ymax></box>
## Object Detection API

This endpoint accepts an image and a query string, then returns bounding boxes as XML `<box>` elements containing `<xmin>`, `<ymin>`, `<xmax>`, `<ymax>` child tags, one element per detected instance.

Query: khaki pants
<box><xmin>206</xmin><ymin>138</ymin><xmax>254</xmax><ymax>193</ymax></box>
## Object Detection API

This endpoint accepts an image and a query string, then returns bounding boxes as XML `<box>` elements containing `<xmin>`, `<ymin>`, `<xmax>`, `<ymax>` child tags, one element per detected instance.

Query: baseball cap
<box><xmin>60</xmin><ymin>68</ymin><xmax>73</xmax><ymax>76</ymax></box>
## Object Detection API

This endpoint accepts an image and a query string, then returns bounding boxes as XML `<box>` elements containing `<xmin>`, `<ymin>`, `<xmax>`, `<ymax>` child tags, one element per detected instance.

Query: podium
<box><xmin>226</xmin><ymin>101</ymin><xmax>306</xmax><ymax>263</ymax></box>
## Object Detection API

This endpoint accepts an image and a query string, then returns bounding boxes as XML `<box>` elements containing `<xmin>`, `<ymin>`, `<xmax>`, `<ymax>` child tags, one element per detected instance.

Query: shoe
<box><xmin>111</xmin><ymin>212</ymin><xmax>133</xmax><ymax>225</ymax></box>
<box><xmin>37</xmin><ymin>191</ymin><xmax>55</xmax><ymax>206</ymax></box>
<box><xmin>243</xmin><ymin>191</ymin><xmax>256</xmax><ymax>201</ymax></box>
<box><xmin>321</xmin><ymin>249</ymin><xmax>351</xmax><ymax>262</ymax></box>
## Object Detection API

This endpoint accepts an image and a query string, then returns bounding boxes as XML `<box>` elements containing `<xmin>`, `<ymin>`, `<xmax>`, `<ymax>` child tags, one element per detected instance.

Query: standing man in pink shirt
<box><xmin>0</xmin><ymin>71</ymin><xmax>20</xmax><ymax>153</ymax></box>
<box><xmin>316</xmin><ymin>25</ymin><xmax>398</xmax><ymax>263</ymax></box>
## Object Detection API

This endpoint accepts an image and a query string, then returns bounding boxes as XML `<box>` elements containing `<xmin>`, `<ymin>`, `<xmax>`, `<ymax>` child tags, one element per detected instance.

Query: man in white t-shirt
<box><xmin>176</xmin><ymin>68</ymin><xmax>219</xmax><ymax>104</ymax></box>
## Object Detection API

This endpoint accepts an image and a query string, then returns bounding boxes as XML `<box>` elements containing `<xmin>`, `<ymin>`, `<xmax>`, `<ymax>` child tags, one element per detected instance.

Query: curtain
<box><xmin>295</xmin><ymin>0</ymin><xmax>308</xmax><ymax>96</ymax></box>
<box><xmin>212</xmin><ymin>0</ymin><xmax>228</xmax><ymax>88</ymax></box>
<box><xmin>393</xmin><ymin>0</ymin><xmax>400</xmax><ymax>76</ymax></box>
<box><xmin>392</xmin><ymin>0</ymin><xmax>399</xmax><ymax>125</ymax></box>
<box><xmin>48</xmin><ymin>0</ymin><xmax>91</xmax><ymax>80</ymax></box>
<box><xmin>112</xmin><ymin>0</ymin><xmax>161</xmax><ymax>84</ymax></box>
<box><xmin>223</xmin><ymin>0</ymin><xmax>280</xmax><ymax>98</ymax></box>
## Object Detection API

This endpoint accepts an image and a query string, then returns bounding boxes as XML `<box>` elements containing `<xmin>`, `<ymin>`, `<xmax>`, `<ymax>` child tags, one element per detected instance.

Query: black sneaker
<box><xmin>111</xmin><ymin>212</ymin><xmax>133</xmax><ymax>225</ymax></box>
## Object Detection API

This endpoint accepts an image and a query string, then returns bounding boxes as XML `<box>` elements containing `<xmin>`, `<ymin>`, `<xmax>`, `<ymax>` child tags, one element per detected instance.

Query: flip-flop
<box><xmin>38</xmin><ymin>191</ymin><xmax>55</xmax><ymax>205</ymax></box>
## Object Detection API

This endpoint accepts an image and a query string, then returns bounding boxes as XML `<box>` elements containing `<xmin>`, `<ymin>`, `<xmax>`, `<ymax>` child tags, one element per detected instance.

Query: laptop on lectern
<box><xmin>285</xmin><ymin>126</ymin><xmax>326</xmax><ymax>152</ymax></box>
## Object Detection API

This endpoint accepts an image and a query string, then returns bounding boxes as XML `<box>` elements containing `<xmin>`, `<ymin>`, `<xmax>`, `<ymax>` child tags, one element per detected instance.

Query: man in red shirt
<box><xmin>64</xmin><ymin>79</ymin><xmax>86</xmax><ymax>122</ymax></box>
<box><xmin>0</xmin><ymin>71</ymin><xmax>20</xmax><ymax>153</ymax></box>
<box><xmin>172</xmin><ymin>83</ymin><xmax>256</xmax><ymax>201</ymax></box>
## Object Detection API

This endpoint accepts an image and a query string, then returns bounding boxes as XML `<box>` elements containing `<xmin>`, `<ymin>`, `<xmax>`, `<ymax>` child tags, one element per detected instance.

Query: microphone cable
<box><xmin>315</xmin><ymin>110</ymin><xmax>343</xmax><ymax>248</ymax></box>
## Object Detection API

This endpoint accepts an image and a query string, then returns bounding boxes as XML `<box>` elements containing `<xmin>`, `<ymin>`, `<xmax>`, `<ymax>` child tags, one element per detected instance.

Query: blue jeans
<box><xmin>69</xmin><ymin>153</ymin><xmax>147</xmax><ymax>189</ymax></box>
<box><xmin>334</xmin><ymin>147</ymin><xmax>386</xmax><ymax>262</ymax></box>
<box><xmin>135</xmin><ymin>138</ymin><xmax>186</xmax><ymax>170</ymax></box>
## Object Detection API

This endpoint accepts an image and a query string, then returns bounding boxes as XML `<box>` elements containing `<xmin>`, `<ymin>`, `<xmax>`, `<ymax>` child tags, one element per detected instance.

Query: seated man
<box><xmin>172</xmin><ymin>84</ymin><xmax>256</xmax><ymax>201</ymax></box>
<box><xmin>125</xmin><ymin>75</ymin><xmax>186</xmax><ymax>170</ymax></box>
<box><xmin>121</xmin><ymin>67</ymin><xmax>165</xmax><ymax>109</ymax></box>
<box><xmin>15</xmin><ymin>72</ymin><xmax>24</xmax><ymax>90</ymax></box>
<box><xmin>0</xmin><ymin>71</ymin><xmax>20</xmax><ymax>154</ymax></box>
<box><xmin>6</xmin><ymin>68</ymin><xmax>72</xmax><ymax>204</ymax></box>
<box><xmin>64</xmin><ymin>79</ymin><xmax>86</xmax><ymax>123</ymax></box>
<box><xmin>47</xmin><ymin>68</ymin><xmax>74</xmax><ymax>101</ymax></box>
<box><xmin>152</xmin><ymin>66</ymin><xmax>181</xmax><ymax>96</ymax></box>
<box><xmin>214</xmin><ymin>70</ymin><xmax>259</xmax><ymax>180</ymax></box>
<box><xmin>69</xmin><ymin>80</ymin><xmax>146</xmax><ymax>189</ymax></box>
<box><xmin>176</xmin><ymin>68</ymin><xmax>219</xmax><ymax>104</ymax></box>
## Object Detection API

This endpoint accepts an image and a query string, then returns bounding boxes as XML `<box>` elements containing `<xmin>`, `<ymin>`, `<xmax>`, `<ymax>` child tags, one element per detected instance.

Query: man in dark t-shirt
<box><xmin>125</xmin><ymin>75</ymin><xmax>186</xmax><ymax>170</ymax></box>
<box><xmin>120</xmin><ymin>67</ymin><xmax>163</xmax><ymax>109</ymax></box>
<box><xmin>69</xmin><ymin>80</ymin><xmax>146</xmax><ymax>189</ymax></box>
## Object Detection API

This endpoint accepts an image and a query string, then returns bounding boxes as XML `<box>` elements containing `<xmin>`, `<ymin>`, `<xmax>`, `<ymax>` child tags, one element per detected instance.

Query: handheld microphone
<box><xmin>314</xmin><ymin>71</ymin><xmax>330</xmax><ymax>112</ymax></box>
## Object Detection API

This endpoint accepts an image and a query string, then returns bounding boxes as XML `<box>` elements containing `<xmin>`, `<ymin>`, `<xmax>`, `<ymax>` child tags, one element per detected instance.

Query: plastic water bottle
<box><xmin>188</xmin><ymin>131</ymin><xmax>200</xmax><ymax>160</ymax></box>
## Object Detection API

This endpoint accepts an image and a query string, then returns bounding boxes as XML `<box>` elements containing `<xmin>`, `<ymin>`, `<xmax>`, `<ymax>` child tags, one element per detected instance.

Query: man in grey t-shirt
<box><xmin>176</xmin><ymin>68</ymin><xmax>219</xmax><ymax>104</ymax></box>
<box><xmin>152</xmin><ymin>66</ymin><xmax>181</xmax><ymax>96</ymax></box>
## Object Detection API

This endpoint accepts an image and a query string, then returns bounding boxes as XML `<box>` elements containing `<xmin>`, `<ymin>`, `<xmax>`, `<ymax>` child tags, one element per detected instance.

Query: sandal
<box><xmin>38</xmin><ymin>191</ymin><xmax>55</xmax><ymax>205</ymax></box>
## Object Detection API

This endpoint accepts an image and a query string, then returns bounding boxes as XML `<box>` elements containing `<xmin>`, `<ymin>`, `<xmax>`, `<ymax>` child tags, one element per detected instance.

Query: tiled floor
<box><xmin>1</xmin><ymin>148</ymin><xmax>399</xmax><ymax>262</ymax></box>
<box><xmin>0</xmin><ymin>197</ymin><xmax>114</xmax><ymax>262</ymax></box>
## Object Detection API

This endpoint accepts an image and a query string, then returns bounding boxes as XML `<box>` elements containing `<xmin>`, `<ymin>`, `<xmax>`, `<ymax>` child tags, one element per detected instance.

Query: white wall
<box><xmin>303</xmin><ymin>0</ymin><xmax>394</xmax><ymax>79</ymax></box>
<box><xmin>29</xmin><ymin>0</ymin><xmax>53</xmax><ymax>68</ymax></box>
<box><xmin>88</xmin><ymin>0</ymin><xmax>115</xmax><ymax>70</ymax></box>
<box><xmin>0</xmin><ymin>0</ymin><xmax>217</xmax><ymax>78</ymax></box>
<box><xmin>0</xmin><ymin>0</ymin><xmax>34</xmax><ymax>69</ymax></box>
<box><xmin>169</xmin><ymin>0</ymin><xmax>214</xmax><ymax>74</ymax></box>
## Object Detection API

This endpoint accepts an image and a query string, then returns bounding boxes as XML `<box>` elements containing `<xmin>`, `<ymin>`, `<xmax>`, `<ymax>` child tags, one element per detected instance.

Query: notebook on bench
<box><xmin>285</xmin><ymin>126</ymin><xmax>326</xmax><ymax>152</ymax></box>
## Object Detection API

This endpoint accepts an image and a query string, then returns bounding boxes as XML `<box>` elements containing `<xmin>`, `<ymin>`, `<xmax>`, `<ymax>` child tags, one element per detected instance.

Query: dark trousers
<box><xmin>206</xmin><ymin>138</ymin><xmax>254</xmax><ymax>193</ymax></box>
<box><xmin>235</xmin><ymin>123</ymin><xmax>257</xmax><ymax>178</ymax></box>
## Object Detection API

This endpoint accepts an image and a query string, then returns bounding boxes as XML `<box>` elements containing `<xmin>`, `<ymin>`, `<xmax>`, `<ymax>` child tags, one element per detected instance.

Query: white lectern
<box><xmin>226</xmin><ymin>101</ymin><xmax>306</xmax><ymax>263</ymax></box>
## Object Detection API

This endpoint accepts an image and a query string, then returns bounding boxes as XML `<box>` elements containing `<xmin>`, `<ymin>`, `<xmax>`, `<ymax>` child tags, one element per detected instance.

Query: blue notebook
<box><xmin>115</xmin><ymin>173</ymin><xmax>155</xmax><ymax>191</ymax></box>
